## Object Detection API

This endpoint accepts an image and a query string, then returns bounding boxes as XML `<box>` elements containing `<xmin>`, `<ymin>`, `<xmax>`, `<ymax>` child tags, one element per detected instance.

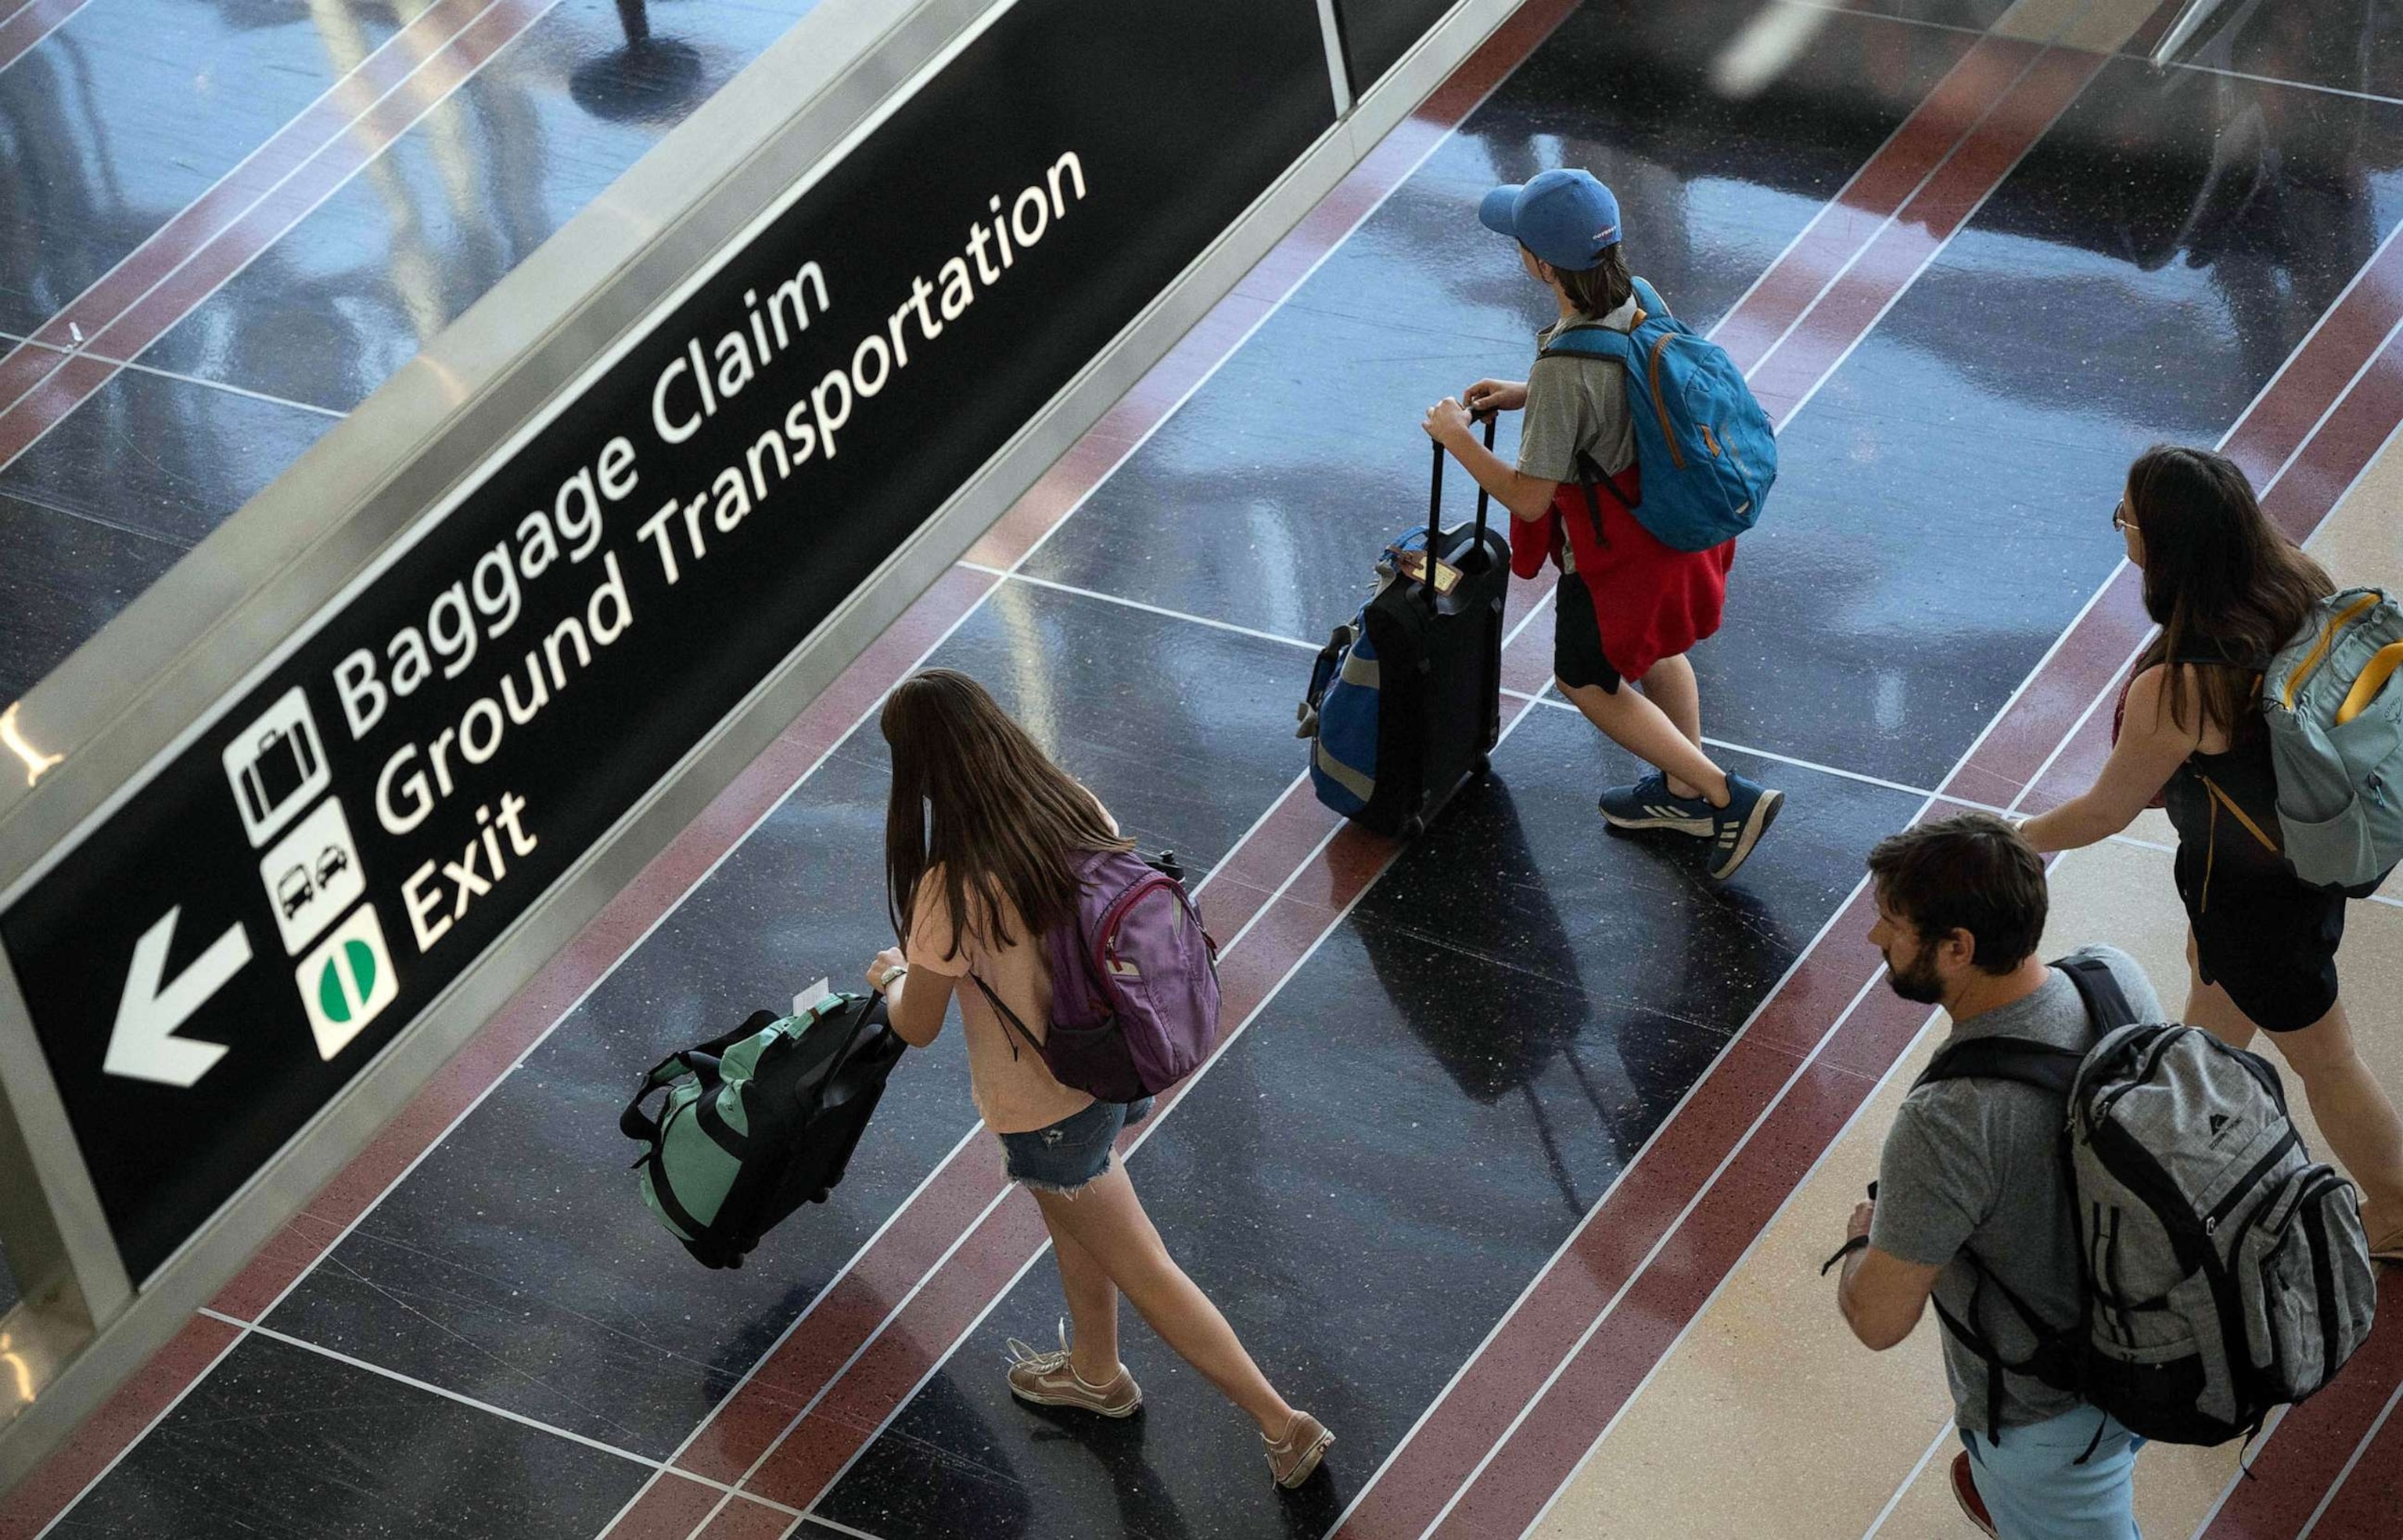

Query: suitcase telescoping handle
<box><xmin>1424</xmin><ymin>408</ymin><xmax>1499</xmax><ymax>583</ymax></box>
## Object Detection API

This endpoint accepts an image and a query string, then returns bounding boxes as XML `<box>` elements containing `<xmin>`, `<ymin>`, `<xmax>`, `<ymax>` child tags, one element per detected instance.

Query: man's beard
<box><xmin>1884</xmin><ymin>939</ymin><xmax>1945</xmax><ymax>1005</ymax></box>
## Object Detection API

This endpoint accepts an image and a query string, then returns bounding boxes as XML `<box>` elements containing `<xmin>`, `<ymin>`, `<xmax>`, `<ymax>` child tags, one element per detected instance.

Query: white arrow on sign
<box><xmin>104</xmin><ymin>907</ymin><xmax>253</xmax><ymax>1087</ymax></box>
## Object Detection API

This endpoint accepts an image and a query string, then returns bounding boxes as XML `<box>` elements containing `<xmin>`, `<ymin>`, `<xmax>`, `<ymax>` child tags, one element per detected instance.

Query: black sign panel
<box><xmin>1334</xmin><ymin>0</ymin><xmax>1458</xmax><ymax>95</ymax></box>
<box><xmin>2</xmin><ymin>0</ymin><xmax>1332</xmax><ymax>1283</ymax></box>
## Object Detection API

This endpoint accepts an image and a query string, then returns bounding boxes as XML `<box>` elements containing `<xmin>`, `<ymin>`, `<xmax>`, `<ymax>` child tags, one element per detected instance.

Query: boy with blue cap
<box><xmin>1422</xmin><ymin>168</ymin><xmax>1781</xmax><ymax>880</ymax></box>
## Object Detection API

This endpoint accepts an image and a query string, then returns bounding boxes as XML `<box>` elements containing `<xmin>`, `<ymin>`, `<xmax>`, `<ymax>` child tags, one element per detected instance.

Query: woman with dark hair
<box><xmin>862</xmin><ymin>669</ymin><xmax>1334</xmax><ymax>1486</ymax></box>
<box><xmin>2022</xmin><ymin>446</ymin><xmax>2403</xmax><ymax>1258</ymax></box>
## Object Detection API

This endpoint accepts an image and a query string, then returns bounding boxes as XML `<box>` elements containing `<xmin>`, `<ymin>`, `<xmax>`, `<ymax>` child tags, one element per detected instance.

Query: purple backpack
<box><xmin>972</xmin><ymin>849</ymin><xmax>1220</xmax><ymax>1102</ymax></box>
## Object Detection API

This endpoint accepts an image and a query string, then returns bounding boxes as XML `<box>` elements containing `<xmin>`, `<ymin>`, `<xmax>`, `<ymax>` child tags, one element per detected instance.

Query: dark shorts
<box><xmin>1552</xmin><ymin>570</ymin><xmax>1622</xmax><ymax>695</ymax></box>
<box><xmin>2175</xmin><ymin>842</ymin><xmax>2346</xmax><ymax>1032</ymax></box>
<box><xmin>997</xmin><ymin>1096</ymin><xmax>1154</xmax><ymax>1194</ymax></box>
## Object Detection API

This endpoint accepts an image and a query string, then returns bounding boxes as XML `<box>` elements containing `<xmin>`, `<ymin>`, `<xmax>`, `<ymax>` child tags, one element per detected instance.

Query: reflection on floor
<box><xmin>0</xmin><ymin>0</ymin><xmax>824</xmax><ymax>702</ymax></box>
<box><xmin>9</xmin><ymin>0</ymin><xmax>2403</xmax><ymax>1536</ymax></box>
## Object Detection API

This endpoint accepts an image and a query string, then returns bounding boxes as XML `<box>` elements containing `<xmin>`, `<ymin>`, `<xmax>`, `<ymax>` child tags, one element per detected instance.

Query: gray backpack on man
<box><xmin>1916</xmin><ymin>958</ymin><xmax>2376</xmax><ymax>1445</ymax></box>
<box><xmin>2262</xmin><ymin>586</ymin><xmax>2403</xmax><ymax>892</ymax></box>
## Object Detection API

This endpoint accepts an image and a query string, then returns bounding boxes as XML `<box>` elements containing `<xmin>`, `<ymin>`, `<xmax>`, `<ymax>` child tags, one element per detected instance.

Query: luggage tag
<box><xmin>793</xmin><ymin>978</ymin><xmax>834</xmax><ymax>1016</ymax></box>
<box><xmin>1386</xmin><ymin>544</ymin><xmax>1462</xmax><ymax>595</ymax></box>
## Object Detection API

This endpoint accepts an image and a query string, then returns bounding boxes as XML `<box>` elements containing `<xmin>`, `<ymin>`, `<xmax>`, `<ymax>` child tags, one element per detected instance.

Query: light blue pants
<box><xmin>1963</xmin><ymin>1404</ymin><xmax>2143</xmax><ymax>1540</ymax></box>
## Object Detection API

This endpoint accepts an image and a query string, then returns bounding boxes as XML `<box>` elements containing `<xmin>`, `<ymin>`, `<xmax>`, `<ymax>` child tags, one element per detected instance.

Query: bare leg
<box><xmin>1030</xmin><ymin>1164</ymin><xmax>1297</xmax><ymax>1435</ymax></box>
<box><xmin>1635</xmin><ymin>655</ymin><xmax>1707</xmax><ymax>799</ymax></box>
<box><xmin>1557</xmin><ymin>675</ymin><xmax>1729</xmax><ymax>806</ymax></box>
<box><xmin>1041</xmin><ymin>1208</ymin><xmax>1122</xmax><ymax>1386</ymax></box>
<box><xmin>2261</xmin><ymin>1000</ymin><xmax>2403</xmax><ymax>1237</ymax></box>
<box><xmin>2181</xmin><ymin>932</ymin><xmax>2258</xmax><ymax>1052</ymax></box>
<box><xmin>2185</xmin><ymin>934</ymin><xmax>2403</xmax><ymax>1238</ymax></box>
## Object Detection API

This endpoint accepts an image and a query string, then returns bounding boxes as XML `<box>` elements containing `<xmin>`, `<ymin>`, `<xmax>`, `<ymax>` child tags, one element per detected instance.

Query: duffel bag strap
<box><xmin>621</xmin><ymin>1008</ymin><xmax>780</xmax><ymax>1146</ymax></box>
<box><xmin>700</xmin><ymin>1008</ymin><xmax>782</xmax><ymax>1057</ymax></box>
<box><xmin>645</xmin><ymin>1147</ymin><xmax>712</xmax><ymax>1242</ymax></box>
<box><xmin>620</xmin><ymin>1051</ymin><xmax>695</xmax><ymax>1145</ymax></box>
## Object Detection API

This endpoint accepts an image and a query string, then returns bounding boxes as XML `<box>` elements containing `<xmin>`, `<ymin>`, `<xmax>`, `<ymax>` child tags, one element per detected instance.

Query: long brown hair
<box><xmin>2126</xmin><ymin>444</ymin><xmax>2331</xmax><ymax>737</ymax></box>
<box><xmin>881</xmin><ymin>669</ymin><xmax>1130</xmax><ymax>957</ymax></box>
<box><xmin>1554</xmin><ymin>242</ymin><xmax>1634</xmax><ymax>318</ymax></box>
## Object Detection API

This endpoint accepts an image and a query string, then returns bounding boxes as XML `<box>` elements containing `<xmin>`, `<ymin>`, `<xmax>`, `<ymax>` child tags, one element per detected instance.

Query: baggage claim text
<box><xmin>327</xmin><ymin>151</ymin><xmax>1090</xmax><ymax>957</ymax></box>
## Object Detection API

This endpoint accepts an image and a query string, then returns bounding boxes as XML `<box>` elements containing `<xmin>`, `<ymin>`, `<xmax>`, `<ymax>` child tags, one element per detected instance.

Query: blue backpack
<box><xmin>1540</xmin><ymin>277</ymin><xmax>1776</xmax><ymax>552</ymax></box>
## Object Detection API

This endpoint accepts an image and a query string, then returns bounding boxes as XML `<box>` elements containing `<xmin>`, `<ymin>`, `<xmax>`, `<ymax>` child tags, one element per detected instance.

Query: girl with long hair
<box><xmin>862</xmin><ymin>669</ymin><xmax>1334</xmax><ymax>1485</ymax></box>
<box><xmin>2022</xmin><ymin>446</ymin><xmax>2403</xmax><ymax>1258</ymax></box>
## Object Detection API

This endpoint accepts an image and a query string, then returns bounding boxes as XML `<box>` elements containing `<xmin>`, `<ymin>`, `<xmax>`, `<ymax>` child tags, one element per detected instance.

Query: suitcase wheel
<box><xmin>1399</xmin><ymin>813</ymin><xmax>1425</xmax><ymax>840</ymax></box>
<box><xmin>1475</xmin><ymin>753</ymin><xmax>1492</xmax><ymax>779</ymax></box>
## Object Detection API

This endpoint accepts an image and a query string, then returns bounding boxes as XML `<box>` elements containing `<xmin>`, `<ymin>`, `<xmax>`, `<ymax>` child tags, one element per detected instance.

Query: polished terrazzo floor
<box><xmin>6</xmin><ymin>0</ymin><xmax>2403</xmax><ymax>1535</ymax></box>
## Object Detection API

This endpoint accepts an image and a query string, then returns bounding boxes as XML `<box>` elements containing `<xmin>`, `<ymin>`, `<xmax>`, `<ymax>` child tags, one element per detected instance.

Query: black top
<box><xmin>2156</xmin><ymin>640</ymin><xmax>2285</xmax><ymax>883</ymax></box>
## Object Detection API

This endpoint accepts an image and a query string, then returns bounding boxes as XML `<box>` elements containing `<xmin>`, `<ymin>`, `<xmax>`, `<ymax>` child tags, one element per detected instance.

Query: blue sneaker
<box><xmin>1598</xmin><ymin>770</ymin><xmax>1715</xmax><ymax>836</ymax></box>
<box><xmin>1707</xmin><ymin>774</ymin><xmax>1786</xmax><ymax>881</ymax></box>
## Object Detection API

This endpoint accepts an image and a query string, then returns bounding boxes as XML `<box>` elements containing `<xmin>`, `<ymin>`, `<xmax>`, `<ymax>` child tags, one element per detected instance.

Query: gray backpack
<box><xmin>2262</xmin><ymin>587</ymin><xmax>2403</xmax><ymax>892</ymax></box>
<box><xmin>1918</xmin><ymin>958</ymin><xmax>2376</xmax><ymax>1445</ymax></box>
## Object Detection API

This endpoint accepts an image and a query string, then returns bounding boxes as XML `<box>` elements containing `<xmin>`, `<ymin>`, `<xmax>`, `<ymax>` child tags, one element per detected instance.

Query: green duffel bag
<box><xmin>622</xmin><ymin>990</ymin><xmax>905</xmax><ymax>1269</ymax></box>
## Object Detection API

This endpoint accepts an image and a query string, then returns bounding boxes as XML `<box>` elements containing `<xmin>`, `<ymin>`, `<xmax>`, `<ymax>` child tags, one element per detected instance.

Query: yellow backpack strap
<box><xmin>2336</xmin><ymin>640</ymin><xmax>2403</xmax><ymax>727</ymax></box>
<box><xmin>2200</xmin><ymin>774</ymin><xmax>2280</xmax><ymax>853</ymax></box>
<box><xmin>2283</xmin><ymin>592</ymin><xmax>2383</xmax><ymax>708</ymax></box>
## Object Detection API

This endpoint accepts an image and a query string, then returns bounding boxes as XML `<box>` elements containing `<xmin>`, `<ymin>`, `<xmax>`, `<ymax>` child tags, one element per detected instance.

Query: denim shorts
<box><xmin>998</xmin><ymin>1096</ymin><xmax>1153</xmax><ymax>1195</ymax></box>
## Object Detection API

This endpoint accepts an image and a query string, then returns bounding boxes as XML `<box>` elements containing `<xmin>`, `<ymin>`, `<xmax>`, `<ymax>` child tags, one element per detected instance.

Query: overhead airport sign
<box><xmin>0</xmin><ymin>0</ymin><xmax>1332</xmax><ymax>1283</ymax></box>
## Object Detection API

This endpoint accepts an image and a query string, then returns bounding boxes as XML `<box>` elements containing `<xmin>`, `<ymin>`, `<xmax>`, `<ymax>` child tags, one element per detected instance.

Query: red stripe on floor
<box><xmin>1949</xmin><ymin>224</ymin><xmax>2403</xmax><ymax>809</ymax></box>
<box><xmin>0</xmin><ymin>1313</ymin><xmax>240</xmax><ymax>1540</ymax></box>
<box><xmin>688</xmin><ymin>8</ymin><xmax>2086</xmax><ymax>1522</ymax></box>
<box><xmin>0</xmin><ymin>0</ymin><xmax>92</xmax><ymax>77</ymax></box>
<box><xmin>697</xmin><ymin>1495</ymin><xmax>804</xmax><ymax>1540</ymax></box>
<box><xmin>2290</xmin><ymin>1377</ymin><xmax>2403</xmax><ymax>1540</ymax></box>
<box><xmin>1746</xmin><ymin>43</ymin><xmax>2103</xmax><ymax>427</ymax></box>
<box><xmin>0</xmin><ymin>0</ymin><xmax>564</xmax><ymax>471</ymax></box>
<box><xmin>13</xmin><ymin>0</ymin><xmax>1568</xmax><ymax>1518</ymax></box>
<box><xmin>2197</xmin><ymin>1275</ymin><xmax>2403</xmax><ymax>1540</ymax></box>
<box><xmin>1331</xmin><ymin>886</ymin><xmax>1921</xmax><ymax>1540</ymax></box>
<box><xmin>1354</xmin><ymin>242</ymin><xmax>2403</xmax><ymax>1540</ymax></box>
<box><xmin>1715</xmin><ymin>33</ymin><xmax>2037</xmax><ymax>376</ymax></box>
<box><xmin>731</xmin><ymin>811</ymin><xmax>1420</xmax><ymax>1513</ymax></box>
<box><xmin>0</xmin><ymin>0</ymin><xmax>501</xmax><ymax>418</ymax></box>
<box><xmin>598</xmin><ymin>1470</ymin><xmax>727</xmax><ymax>1540</ymax></box>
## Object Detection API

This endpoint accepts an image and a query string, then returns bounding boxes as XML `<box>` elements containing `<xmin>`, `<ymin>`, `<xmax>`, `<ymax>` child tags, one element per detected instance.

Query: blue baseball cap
<box><xmin>1478</xmin><ymin>169</ymin><xmax>1623</xmax><ymax>271</ymax></box>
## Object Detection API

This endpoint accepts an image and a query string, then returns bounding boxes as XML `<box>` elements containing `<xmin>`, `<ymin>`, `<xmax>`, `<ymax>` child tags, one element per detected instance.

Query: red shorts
<box><xmin>1515</xmin><ymin>471</ymin><xmax>1735</xmax><ymax>681</ymax></box>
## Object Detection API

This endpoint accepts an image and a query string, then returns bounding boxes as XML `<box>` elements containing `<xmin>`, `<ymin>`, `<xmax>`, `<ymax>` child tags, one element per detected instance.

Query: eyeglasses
<box><xmin>2111</xmin><ymin>497</ymin><xmax>2139</xmax><ymax>533</ymax></box>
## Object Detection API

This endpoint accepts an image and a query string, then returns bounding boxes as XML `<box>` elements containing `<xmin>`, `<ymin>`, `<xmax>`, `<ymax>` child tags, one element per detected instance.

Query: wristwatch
<box><xmin>877</xmin><ymin>963</ymin><xmax>908</xmax><ymax>992</ymax></box>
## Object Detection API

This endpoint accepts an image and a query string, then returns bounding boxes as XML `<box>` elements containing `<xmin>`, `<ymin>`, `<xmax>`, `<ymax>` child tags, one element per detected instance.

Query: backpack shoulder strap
<box><xmin>969</xmin><ymin>971</ymin><xmax>1045</xmax><ymax>1061</ymax></box>
<box><xmin>2055</xmin><ymin>955</ymin><xmax>2138</xmax><ymax>1032</ymax></box>
<box><xmin>1915</xmin><ymin>1035</ymin><xmax>2085</xmax><ymax>1098</ymax></box>
<box><xmin>1539</xmin><ymin>324</ymin><xmax>1639</xmax><ymax>364</ymax></box>
<box><xmin>1630</xmin><ymin>275</ymin><xmax>1669</xmax><ymax>318</ymax></box>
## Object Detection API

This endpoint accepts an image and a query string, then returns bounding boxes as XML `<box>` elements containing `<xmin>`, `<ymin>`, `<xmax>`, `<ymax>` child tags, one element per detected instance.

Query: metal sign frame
<box><xmin>0</xmin><ymin>0</ymin><xmax>1518</xmax><ymax>1492</ymax></box>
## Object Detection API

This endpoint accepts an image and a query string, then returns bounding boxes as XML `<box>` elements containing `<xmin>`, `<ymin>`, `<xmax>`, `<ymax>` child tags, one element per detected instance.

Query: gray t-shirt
<box><xmin>1520</xmin><ymin>300</ymin><xmax>1638</xmax><ymax>482</ymax></box>
<box><xmin>1870</xmin><ymin>946</ymin><xmax>2163</xmax><ymax>1434</ymax></box>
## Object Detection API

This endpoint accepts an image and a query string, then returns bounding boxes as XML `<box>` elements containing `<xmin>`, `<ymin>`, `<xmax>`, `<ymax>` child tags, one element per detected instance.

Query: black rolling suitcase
<box><xmin>1300</xmin><ymin>415</ymin><xmax>1510</xmax><ymax>838</ymax></box>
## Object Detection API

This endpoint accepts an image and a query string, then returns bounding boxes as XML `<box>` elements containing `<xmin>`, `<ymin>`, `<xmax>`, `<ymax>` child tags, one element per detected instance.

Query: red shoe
<box><xmin>1952</xmin><ymin>1451</ymin><xmax>1999</xmax><ymax>1538</ymax></box>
